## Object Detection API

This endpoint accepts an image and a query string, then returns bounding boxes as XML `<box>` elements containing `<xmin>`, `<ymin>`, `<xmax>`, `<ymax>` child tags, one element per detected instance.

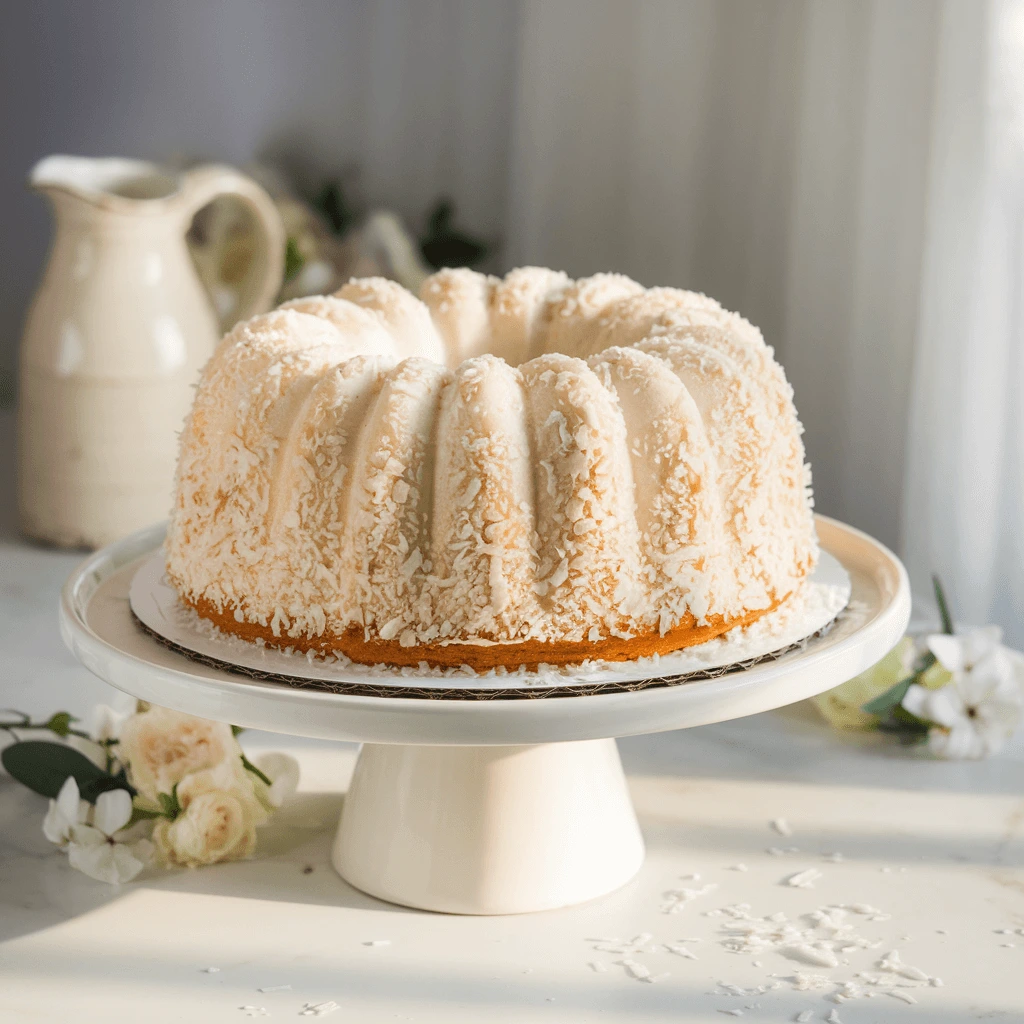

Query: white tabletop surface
<box><xmin>1</xmin><ymin>414</ymin><xmax>1022</xmax><ymax>1023</ymax></box>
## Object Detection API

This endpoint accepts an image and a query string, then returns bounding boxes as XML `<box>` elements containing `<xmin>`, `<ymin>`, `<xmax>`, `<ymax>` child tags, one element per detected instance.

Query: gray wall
<box><xmin>0</xmin><ymin>0</ymin><xmax>519</xmax><ymax>376</ymax></box>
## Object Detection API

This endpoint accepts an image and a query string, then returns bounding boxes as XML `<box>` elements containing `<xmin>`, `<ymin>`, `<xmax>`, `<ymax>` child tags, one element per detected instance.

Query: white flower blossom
<box><xmin>90</xmin><ymin>694</ymin><xmax>137</xmax><ymax>745</ymax></box>
<box><xmin>250</xmin><ymin>752</ymin><xmax>300</xmax><ymax>809</ymax></box>
<box><xmin>42</xmin><ymin>776</ymin><xmax>90</xmax><ymax>846</ymax></box>
<box><xmin>66</xmin><ymin>788</ymin><xmax>153</xmax><ymax>884</ymax></box>
<box><xmin>56</xmin><ymin>695</ymin><xmax>138</xmax><ymax>771</ymax></box>
<box><xmin>902</xmin><ymin>627</ymin><xmax>1024</xmax><ymax>758</ymax></box>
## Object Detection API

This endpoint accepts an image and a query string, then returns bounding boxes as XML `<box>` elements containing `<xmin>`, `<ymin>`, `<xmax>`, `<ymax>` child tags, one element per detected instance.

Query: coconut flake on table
<box><xmin>785</xmin><ymin>944</ymin><xmax>839</xmax><ymax>968</ymax></box>
<box><xmin>661</xmin><ymin>883</ymin><xmax>718</xmax><ymax>914</ymax></box>
<box><xmin>590</xmin><ymin>933</ymin><xmax>654</xmax><ymax>954</ymax></box>
<box><xmin>665</xmin><ymin>943</ymin><xmax>699</xmax><ymax>959</ymax></box>
<box><xmin>616</xmin><ymin>958</ymin><xmax>657</xmax><ymax>982</ymax></box>
<box><xmin>889</xmin><ymin>990</ymin><xmax>918</xmax><ymax>1004</ymax></box>
<box><xmin>299</xmin><ymin>1002</ymin><xmax>340</xmax><ymax>1017</ymax></box>
<box><xmin>782</xmin><ymin>868</ymin><xmax>822</xmax><ymax>889</ymax></box>
<box><xmin>717</xmin><ymin>982</ymin><xmax>748</xmax><ymax>996</ymax></box>
<box><xmin>878</xmin><ymin>948</ymin><xmax>935</xmax><ymax>983</ymax></box>
<box><xmin>771</xmin><ymin>818</ymin><xmax>794</xmax><ymax>837</ymax></box>
<box><xmin>843</xmin><ymin>903</ymin><xmax>886</xmax><ymax>916</ymax></box>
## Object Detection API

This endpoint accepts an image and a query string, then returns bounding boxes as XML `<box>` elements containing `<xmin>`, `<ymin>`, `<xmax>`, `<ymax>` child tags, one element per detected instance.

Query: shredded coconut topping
<box><xmin>166</xmin><ymin>269</ymin><xmax>817</xmax><ymax>659</ymax></box>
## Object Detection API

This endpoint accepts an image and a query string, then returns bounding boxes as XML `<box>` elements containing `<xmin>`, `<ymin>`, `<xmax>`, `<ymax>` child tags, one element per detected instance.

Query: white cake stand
<box><xmin>59</xmin><ymin>515</ymin><xmax>909</xmax><ymax>915</ymax></box>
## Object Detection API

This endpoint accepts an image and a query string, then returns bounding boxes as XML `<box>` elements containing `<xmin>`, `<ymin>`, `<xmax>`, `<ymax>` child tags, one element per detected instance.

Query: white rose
<box><xmin>118</xmin><ymin>707</ymin><xmax>238</xmax><ymax>805</ymax></box>
<box><xmin>153</xmin><ymin>792</ymin><xmax>256</xmax><ymax>867</ymax></box>
<box><xmin>152</xmin><ymin>761</ymin><xmax>266</xmax><ymax>867</ymax></box>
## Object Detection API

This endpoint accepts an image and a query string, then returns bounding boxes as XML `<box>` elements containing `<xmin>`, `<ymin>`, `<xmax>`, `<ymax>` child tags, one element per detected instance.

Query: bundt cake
<box><xmin>166</xmin><ymin>267</ymin><xmax>817</xmax><ymax>670</ymax></box>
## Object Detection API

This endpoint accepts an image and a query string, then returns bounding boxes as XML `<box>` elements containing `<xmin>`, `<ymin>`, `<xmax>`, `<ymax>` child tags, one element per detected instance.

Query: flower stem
<box><xmin>932</xmin><ymin>574</ymin><xmax>954</xmax><ymax>635</ymax></box>
<box><xmin>240</xmin><ymin>753</ymin><xmax>272</xmax><ymax>787</ymax></box>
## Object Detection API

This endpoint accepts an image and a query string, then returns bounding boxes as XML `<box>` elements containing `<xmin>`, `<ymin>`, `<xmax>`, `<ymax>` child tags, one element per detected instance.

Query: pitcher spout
<box><xmin>29</xmin><ymin>155</ymin><xmax>180</xmax><ymax>207</ymax></box>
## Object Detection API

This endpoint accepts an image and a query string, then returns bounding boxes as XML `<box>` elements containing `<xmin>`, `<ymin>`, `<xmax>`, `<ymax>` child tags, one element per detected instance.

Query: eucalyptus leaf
<box><xmin>1</xmin><ymin>740</ymin><xmax>108</xmax><ymax>799</ymax></box>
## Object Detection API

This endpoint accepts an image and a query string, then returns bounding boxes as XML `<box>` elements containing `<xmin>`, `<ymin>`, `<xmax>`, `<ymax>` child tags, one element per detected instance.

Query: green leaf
<box><xmin>418</xmin><ymin>198</ymin><xmax>490</xmax><ymax>270</ymax></box>
<box><xmin>426</xmin><ymin>199</ymin><xmax>454</xmax><ymax>237</ymax></box>
<box><xmin>313</xmin><ymin>181</ymin><xmax>355</xmax><ymax>236</ymax></box>
<box><xmin>813</xmin><ymin>637</ymin><xmax>914</xmax><ymax>730</ymax></box>
<box><xmin>284</xmin><ymin>237</ymin><xmax>305</xmax><ymax>282</ymax></box>
<box><xmin>911</xmin><ymin>648</ymin><xmax>937</xmax><ymax>675</ymax></box>
<box><xmin>241</xmin><ymin>753</ymin><xmax>272</xmax><ymax>787</ymax></box>
<box><xmin>876</xmin><ymin>704</ymin><xmax>931</xmax><ymax>743</ymax></box>
<box><xmin>1</xmin><ymin>740</ymin><xmax>108</xmax><ymax>799</ymax></box>
<box><xmin>933</xmin><ymin>574</ymin><xmax>954</xmax><ymax>635</ymax></box>
<box><xmin>861</xmin><ymin>675</ymin><xmax>915</xmax><ymax>716</ymax></box>
<box><xmin>81</xmin><ymin>768</ymin><xmax>135</xmax><ymax>804</ymax></box>
<box><xmin>231</xmin><ymin>724</ymin><xmax>245</xmax><ymax>737</ymax></box>
<box><xmin>128</xmin><ymin>805</ymin><xmax>163</xmax><ymax>827</ymax></box>
<box><xmin>45</xmin><ymin>711</ymin><xmax>77</xmax><ymax>737</ymax></box>
<box><xmin>157</xmin><ymin>783</ymin><xmax>182</xmax><ymax>821</ymax></box>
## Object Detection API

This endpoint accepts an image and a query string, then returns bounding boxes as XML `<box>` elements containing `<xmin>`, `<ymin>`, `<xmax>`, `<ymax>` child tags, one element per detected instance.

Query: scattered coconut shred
<box><xmin>584</xmin><ymin>864</ymin><xmax>943</xmax><ymax>1015</ymax></box>
<box><xmin>299</xmin><ymin>1001</ymin><xmax>340</xmax><ymax>1018</ymax></box>
<box><xmin>783</xmin><ymin>868</ymin><xmax>823</xmax><ymax>889</ymax></box>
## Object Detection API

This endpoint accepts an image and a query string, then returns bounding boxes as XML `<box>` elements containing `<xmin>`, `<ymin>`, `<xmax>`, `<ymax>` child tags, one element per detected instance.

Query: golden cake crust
<box><xmin>186</xmin><ymin>593</ymin><xmax>786</xmax><ymax>671</ymax></box>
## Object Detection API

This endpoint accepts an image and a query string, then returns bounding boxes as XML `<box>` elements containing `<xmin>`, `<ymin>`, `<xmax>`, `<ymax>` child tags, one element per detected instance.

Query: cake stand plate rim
<box><xmin>59</xmin><ymin>514</ymin><xmax>910</xmax><ymax>744</ymax></box>
<box><xmin>125</xmin><ymin>548</ymin><xmax>850</xmax><ymax>694</ymax></box>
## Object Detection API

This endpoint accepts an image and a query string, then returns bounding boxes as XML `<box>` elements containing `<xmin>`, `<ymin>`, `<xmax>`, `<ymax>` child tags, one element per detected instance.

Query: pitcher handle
<box><xmin>177</xmin><ymin>165</ymin><xmax>285</xmax><ymax>331</ymax></box>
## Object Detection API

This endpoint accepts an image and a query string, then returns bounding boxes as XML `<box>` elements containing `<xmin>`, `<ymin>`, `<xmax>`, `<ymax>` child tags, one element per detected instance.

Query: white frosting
<box><xmin>166</xmin><ymin>268</ymin><xmax>818</xmax><ymax>651</ymax></box>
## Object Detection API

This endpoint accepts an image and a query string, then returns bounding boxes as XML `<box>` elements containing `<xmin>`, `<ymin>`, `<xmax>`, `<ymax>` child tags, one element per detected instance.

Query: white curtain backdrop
<box><xmin>7</xmin><ymin>0</ymin><xmax>1020</xmax><ymax>639</ymax></box>
<box><xmin>503</xmin><ymin>0</ymin><xmax>1024</xmax><ymax>643</ymax></box>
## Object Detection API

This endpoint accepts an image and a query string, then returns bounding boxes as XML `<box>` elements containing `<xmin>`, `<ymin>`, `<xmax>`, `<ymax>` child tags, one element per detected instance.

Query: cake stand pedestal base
<box><xmin>60</xmin><ymin>517</ymin><xmax>910</xmax><ymax>916</ymax></box>
<box><xmin>332</xmin><ymin>739</ymin><xmax>644</xmax><ymax>915</ymax></box>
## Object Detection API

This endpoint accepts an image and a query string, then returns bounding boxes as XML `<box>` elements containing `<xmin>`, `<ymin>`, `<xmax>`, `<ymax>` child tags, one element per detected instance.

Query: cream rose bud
<box><xmin>153</xmin><ymin>761</ymin><xmax>266</xmax><ymax>867</ymax></box>
<box><xmin>117</xmin><ymin>706</ymin><xmax>239</xmax><ymax>804</ymax></box>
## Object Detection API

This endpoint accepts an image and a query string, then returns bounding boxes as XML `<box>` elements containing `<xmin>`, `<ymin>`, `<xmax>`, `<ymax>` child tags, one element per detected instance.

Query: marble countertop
<box><xmin>2</xmin><ymin>412</ymin><xmax>1023</xmax><ymax>1022</ymax></box>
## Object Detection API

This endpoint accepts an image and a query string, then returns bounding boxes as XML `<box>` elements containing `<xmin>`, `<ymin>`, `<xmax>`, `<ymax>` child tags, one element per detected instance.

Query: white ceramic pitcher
<box><xmin>18</xmin><ymin>156</ymin><xmax>285</xmax><ymax>549</ymax></box>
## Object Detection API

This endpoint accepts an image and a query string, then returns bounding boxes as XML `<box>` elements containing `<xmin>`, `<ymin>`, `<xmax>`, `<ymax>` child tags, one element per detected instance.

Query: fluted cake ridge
<box><xmin>166</xmin><ymin>266</ymin><xmax>817</xmax><ymax>670</ymax></box>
